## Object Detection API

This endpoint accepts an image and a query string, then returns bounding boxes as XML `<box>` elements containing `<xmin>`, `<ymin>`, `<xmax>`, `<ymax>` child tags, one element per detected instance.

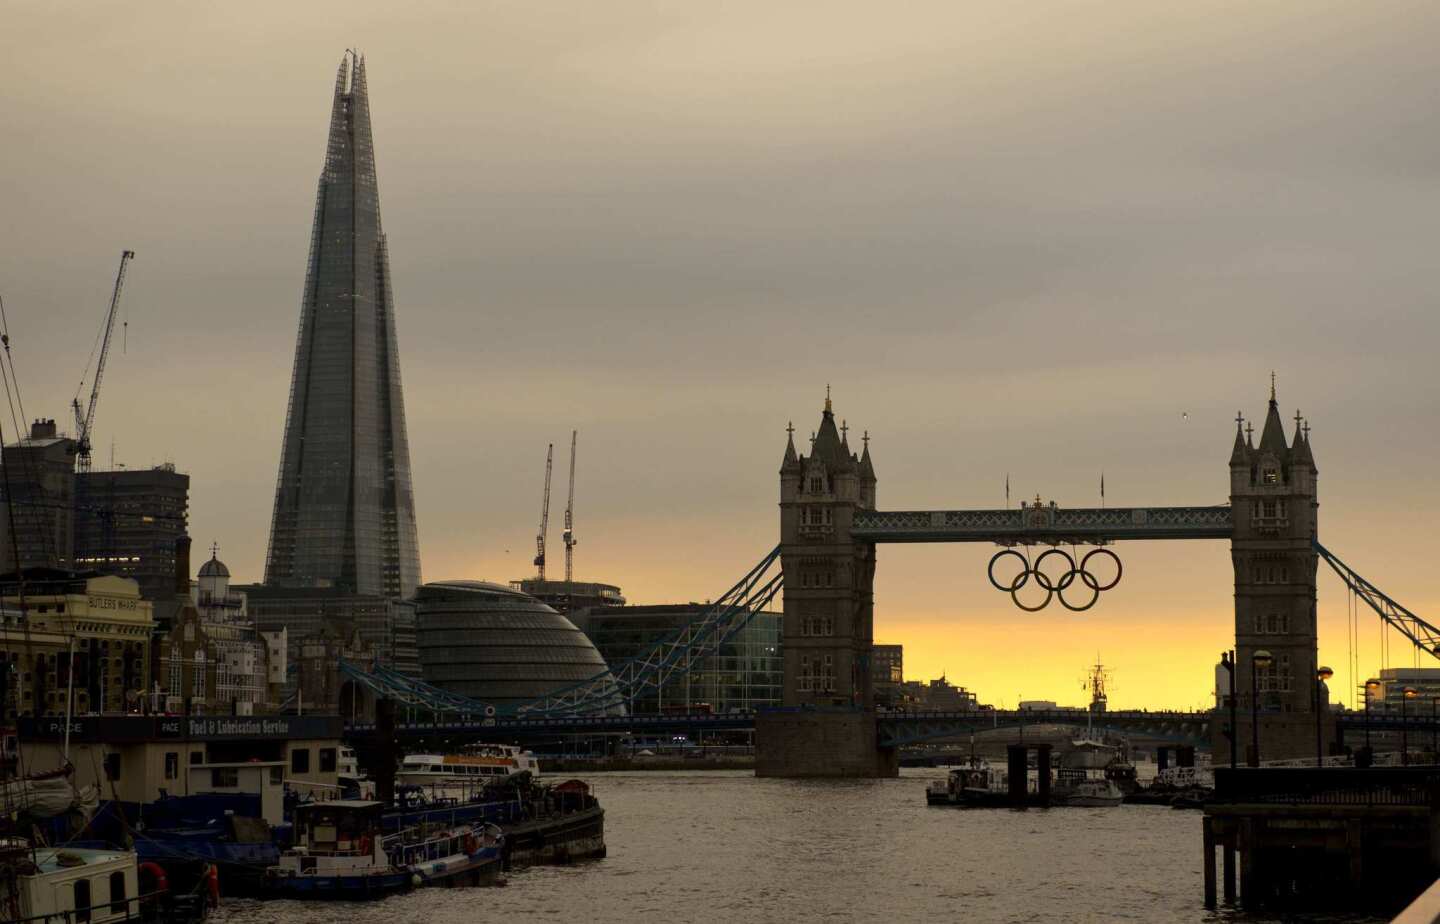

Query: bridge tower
<box><xmin>756</xmin><ymin>391</ymin><xmax>897</xmax><ymax>777</ymax></box>
<box><xmin>1223</xmin><ymin>380</ymin><xmax>1329</xmax><ymax>763</ymax></box>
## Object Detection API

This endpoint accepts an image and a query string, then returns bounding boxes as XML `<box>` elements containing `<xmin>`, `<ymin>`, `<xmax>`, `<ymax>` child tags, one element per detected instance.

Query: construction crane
<box><xmin>533</xmin><ymin>443</ymin><xmax>554</xmax><ymax>580</ymax></box>
<box><xmin>563</xmin><ymin>430</ymin><xmax>577</xmax><ymax>583</ymax></box>
<box><xmin>72</xmin><ymin>250</ymin><xmax>135</xmax><ymax>473</ymax></box>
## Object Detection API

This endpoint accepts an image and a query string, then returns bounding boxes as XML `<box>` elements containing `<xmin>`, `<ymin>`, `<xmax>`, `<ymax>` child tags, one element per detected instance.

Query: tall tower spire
<box><xmin>265</xmin><ymin>53</ymin><xmax>422</xmax><ymax>598</ymax></box>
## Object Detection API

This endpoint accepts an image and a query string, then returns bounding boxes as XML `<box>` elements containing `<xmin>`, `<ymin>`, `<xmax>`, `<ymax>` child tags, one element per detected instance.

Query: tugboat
<box><xmin>925</xmin><ymin>762</ymin><xmax>1010</xmax><ymax>808</ymax></box>
<box><xmin>264</xmin><ymin>800</ymin><xmax>504</xmax><ymax>899</ymax></box>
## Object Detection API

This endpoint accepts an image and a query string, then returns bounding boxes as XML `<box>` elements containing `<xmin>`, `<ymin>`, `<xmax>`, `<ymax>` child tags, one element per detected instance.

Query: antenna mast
<box><xmin>563</xmin><ymin>430</ymin><xmax>577</xmax><ymax>583</ymax></box>
<box><xmin>533</xmin><ymin>444</ymin><xmax>553</xmax><ymax>580</ymax></box>
<box><xmin>72</xmin><ymin>249</ymin><xmax>135</xmax><ymax>473</ymax></box>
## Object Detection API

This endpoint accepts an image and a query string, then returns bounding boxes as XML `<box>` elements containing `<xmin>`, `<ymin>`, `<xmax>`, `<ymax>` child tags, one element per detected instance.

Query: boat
<box><xmin>925</xmin><ymin>762</ymin><xmax>1011</xmax><ymax>808</ymax></box>
<box><xmin>1051</xmin><ymin>775</ymin><xmax>1124</xmax><ymax>807</ymax></box>
<box><xmin>396</xmin><ymin>744</ymin><xmax>540</xmax><ymax>790</ymax></box>
<box><xmin>0</xmin><ymin>837</ymin><xmax>209</xmax><ymax>923</ymax></box>
<box><xmin>263</xmin><ymin>799</ymin><xmax>504</xmax><ymax>900</ymax></box>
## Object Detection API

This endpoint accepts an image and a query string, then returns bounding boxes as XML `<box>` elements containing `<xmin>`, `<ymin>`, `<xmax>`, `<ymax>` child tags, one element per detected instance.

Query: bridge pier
<box><xmin>755</xmin><ymin>710</ymin><xmax>897</xmax><ymax>778</ymax></box>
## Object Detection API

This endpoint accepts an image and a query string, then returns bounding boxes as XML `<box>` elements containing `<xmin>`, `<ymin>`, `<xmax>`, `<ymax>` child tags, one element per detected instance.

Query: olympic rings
<box><xmin>985</xmin><ymin>546</ymin><xmax>1123</xmax><ymax>612</ymax></box>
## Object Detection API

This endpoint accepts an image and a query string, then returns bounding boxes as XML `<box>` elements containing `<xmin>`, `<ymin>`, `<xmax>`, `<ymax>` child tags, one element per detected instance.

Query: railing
<box><xmin>1212</xmin><ymin>767</ymin><xmax>1440</xmax><ymax>807</ymax></box>
<box><xmin>6</xmin><ymin>888</ymin><xmax>206</xmax><ymax>924</ymax></box>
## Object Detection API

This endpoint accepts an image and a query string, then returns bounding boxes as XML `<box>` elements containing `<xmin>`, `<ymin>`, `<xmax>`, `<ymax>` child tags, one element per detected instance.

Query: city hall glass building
<box><xmin>265</xmin><ymin>52</ymin><xmax>421</xmax><ymax>599</ymax></box>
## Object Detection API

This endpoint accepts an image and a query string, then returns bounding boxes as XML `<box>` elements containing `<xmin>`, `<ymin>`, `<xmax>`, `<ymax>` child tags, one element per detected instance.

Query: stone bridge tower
<box><xmin>756</xmin><ymin>391</ymin><xmax>896</xmax><ymax>777</ymax></box>
<box><xmin>1223</xmin><ymin>380</ymin><xmax>1326</xmax><ymax>763</ymax></box>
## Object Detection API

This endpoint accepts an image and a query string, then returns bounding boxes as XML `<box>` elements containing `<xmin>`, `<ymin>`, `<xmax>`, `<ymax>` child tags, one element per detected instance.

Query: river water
<box><xmin>214</xmin><ymin>769</ymin><xmax>1387</xmax><ymax>923</ymax></box>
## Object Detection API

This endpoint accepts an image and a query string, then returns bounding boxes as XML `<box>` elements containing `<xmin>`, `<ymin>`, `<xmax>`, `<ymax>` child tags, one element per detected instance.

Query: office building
<box><xmin>73</xmin><ymin>464</ymin><xmax>189</xmax><ymax>603</ymax></box>
<box><xmin>0</xmin><ymin>419</ymin><xmax>78</xmax><ymax>573</ymax></box>
<box><xmin>573</xmin><ymin>604</ymin><xmax>782</xmax><ymax>714</ymax></box>
<box><xmin>264</xmin><ymin>51</ymin><xmax>421</xmax><ymax>599</ymax></box>
<box><xmin>415</xmin><ymin>581</ymin><xmax>616</xmax><ymax>713</ymax></box>
<box><xmin>872</xmin><ymin>644</ymin><xmax>903</xmax><ymax>706</ymax></box>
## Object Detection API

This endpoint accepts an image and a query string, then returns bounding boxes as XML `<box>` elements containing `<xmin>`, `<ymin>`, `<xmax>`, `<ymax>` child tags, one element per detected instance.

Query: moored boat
<box><xmin>0</xmin><ymin>838</ymin><xmax>209</xmax><ymax>923</ymax></box>
<box><xmin>263</xmin><ymin>800</ymin><xmax>504</xmax><ymax>900</ymax></box>
<box><xmin>1051</xmin><ymin>776</ymin><xmax>1124</xmax><ymax>807</ymax></box>
<box><xmin>396</xmin><ymin>744</ymin><xmax>540</xmax><ymax>790</ymax></box>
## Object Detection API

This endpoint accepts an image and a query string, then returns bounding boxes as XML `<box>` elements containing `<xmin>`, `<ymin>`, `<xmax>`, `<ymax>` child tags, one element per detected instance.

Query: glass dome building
<box><xmin>415</xmin><ymin>580</ymin><xmax>618</xmax><ymax>714</ymax></box>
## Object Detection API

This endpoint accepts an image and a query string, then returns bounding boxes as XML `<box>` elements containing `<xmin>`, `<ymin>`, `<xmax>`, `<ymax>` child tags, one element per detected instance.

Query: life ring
<box><xmin>138</xmin><ymin>862</ymin><xmax>169</xmax><ymax>896</ymax></box>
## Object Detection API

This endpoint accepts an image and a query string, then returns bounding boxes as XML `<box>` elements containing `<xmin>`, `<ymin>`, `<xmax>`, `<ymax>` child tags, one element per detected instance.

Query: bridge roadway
<box><xmin>348</xmin><ymin>708</ymin><xmax>1214</xmax><ymax>745</ymax></box>
<box><xmin>346</xmin><ymin>708</ymin><xmax>1438</xmax><ymax>747</ymax></box>
<box><xmin>850</xmin><ymin>505</ymin><xmax>1234</xmax><ymax>543</ymax></box>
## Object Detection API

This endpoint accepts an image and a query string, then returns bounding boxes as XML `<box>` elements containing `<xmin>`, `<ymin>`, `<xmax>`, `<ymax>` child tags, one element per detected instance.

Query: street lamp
<box><xmin>1221</xmin><ymin>651</ymin><xmax>1237</xmax><ymax>770</ymax></box>
<box><xmin>1402</xmin><ymin>687</ymin><xmax>1418</xmax><ymax>766</ymax></box>
<box><xmin>1314</xmin><ymin>666</ymin><xmax>1333</xmax><ymax>766</ymax></box>
<box><xmin>1251</xmin><ymin>649</ymin><xmax>1274</xmax><ymax>768</ymax></box>
<box><xmin>1362</xmin><ymin>678</ymin><xmax>1381</xmax><ymax>767</ymax></box>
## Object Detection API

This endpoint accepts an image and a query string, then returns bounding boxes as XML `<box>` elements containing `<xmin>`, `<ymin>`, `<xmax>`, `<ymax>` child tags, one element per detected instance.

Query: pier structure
<box><xmin>1203</xmin><ymin>767</ymin><xmax>1440</xmax><ymax>912</ymax></box>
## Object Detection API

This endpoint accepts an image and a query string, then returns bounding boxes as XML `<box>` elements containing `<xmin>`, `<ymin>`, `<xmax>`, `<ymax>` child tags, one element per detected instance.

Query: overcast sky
<box><xmin>3</xmin><ymin>1</ymin><xmax>1437</xmax><ymax>707</ymax></box>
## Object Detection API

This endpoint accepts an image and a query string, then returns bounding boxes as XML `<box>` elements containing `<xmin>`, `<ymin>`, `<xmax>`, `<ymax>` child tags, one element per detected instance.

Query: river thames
<box><xmin>214</xmin><ymin>769</ymin><xmax>1385</xmax><ymax>923</ymax></box>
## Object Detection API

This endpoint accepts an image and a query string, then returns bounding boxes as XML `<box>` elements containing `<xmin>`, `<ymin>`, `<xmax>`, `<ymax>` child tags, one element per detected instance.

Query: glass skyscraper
<box><xmin>265</xmin><ymin>52</ymin><xmax>421</xmax><ymax>599</ymax></box>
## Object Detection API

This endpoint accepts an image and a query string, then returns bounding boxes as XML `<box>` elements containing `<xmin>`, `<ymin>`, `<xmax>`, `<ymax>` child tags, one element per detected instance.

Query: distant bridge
<box><xmin>345</xmin><ymin>708</ymin><xmax>1439</xmax><ymax>751</ymax></box>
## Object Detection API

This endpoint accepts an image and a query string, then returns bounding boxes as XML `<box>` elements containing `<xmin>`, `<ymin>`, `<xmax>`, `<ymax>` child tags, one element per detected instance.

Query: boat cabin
<box><xmin>293</xmin><ymin>800</ymin><xmax>384</xmax><ymax>857</ymax></box>
<box><xmin>6</xmin><ymin>845</ymin><xmax>140</xmax><ymax>924</ymax></box>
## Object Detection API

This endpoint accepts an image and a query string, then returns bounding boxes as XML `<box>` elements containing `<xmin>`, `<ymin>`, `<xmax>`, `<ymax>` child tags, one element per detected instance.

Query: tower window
<box><xmin>1263</xmin><ymin>469</ymin><xmax>1279</xmax><ymax>485</ymax></box>
<box><xmin>809</xmin><ymin>476</ymin><xmax>824</xmax><ymax>493</ymax></box>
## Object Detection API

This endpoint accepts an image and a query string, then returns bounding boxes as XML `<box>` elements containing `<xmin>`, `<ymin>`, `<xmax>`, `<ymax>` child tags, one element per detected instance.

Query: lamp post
<box><xmin>1314</xmin><ymin>666</ymin><xmax>1333</xmax><ymax>766</ymax></box>
<box><xmin>1251</xmin><ymin>649</ymin><xmax>1273</xmax><ymax>768</ymax></box>
<box><xmin>1402</xmin><ymin>687</ymin><xmax>1418</xmax><ymax>766</ymax></box>
<box><xmin>1221</xmin><ymin>651</ymin><xmax>1237</xmax><ymax>770</ymax></box>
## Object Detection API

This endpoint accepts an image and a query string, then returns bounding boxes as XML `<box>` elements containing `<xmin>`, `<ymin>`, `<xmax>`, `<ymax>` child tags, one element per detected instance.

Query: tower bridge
<box><xmin>342</xmin><ymin>382</ymin><xmax>1440</xmax><ymax>779</ymax></box>
<box><xmin>757</xmin><ymin>381</ymin><xmax>1327</xmax><ymax>776</ymax></box>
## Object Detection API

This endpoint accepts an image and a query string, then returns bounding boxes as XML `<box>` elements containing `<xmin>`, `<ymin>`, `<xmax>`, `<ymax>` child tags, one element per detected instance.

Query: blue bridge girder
<box><xmin>851</xmin><ymin>505</ymin><xmax>1234</xmax><ymax>544</ymax></box>
<box><xmin>342</xmin><ymin>709</ymin><xmax>1440</xmax><ymax>746</ymax></box>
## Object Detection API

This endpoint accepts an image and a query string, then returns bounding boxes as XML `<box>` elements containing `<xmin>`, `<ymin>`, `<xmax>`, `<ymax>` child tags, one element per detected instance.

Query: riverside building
<box><xmin>0</xmin><ymin>570</ymin><xmax>153</xmax><ymax>718</ymax></box>
<box><xmin>571</xmin><ymin>604</ymin><xmax>782</xmax><ymax>714</ymax></box>
<box><xmin>415</xmin><ymin>581</ymin><xmax>616</xmax><ymax>714</ymax></box>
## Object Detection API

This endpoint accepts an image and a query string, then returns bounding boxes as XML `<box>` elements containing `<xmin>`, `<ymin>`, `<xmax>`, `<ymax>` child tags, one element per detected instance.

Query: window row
<box><xmin>798</xmin><ymin>654</ymin><xmax>836</xmax><ymax>693</ymax></box>
<box><xmin>1253</xmin><ymin>564</ymin><xmax>1290</xmax><ymax>585</ymax></box>
<box><xmin>797</xmin><ymin>570</ymin><xmax>834</xmax><ymax>588</ymax></box>
<box><xmin>1257</xmin><ymin>654</ymin><xmax>1292</xmax><ymax>693</ymax></box>
<box><xmin>798</xmin><ymin>616</ymin><xmax>834</xmax><ymax>637</ymax></box>
<box><xmin>1254</xmin><ymin>613</ymin><xmax>1290</xmax><ymax>634</ymax></box>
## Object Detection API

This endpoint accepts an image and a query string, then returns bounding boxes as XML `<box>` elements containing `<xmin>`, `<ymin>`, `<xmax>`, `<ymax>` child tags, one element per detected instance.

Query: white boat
<box><xmin>397</xmin><ymin>744</ymin><xmax>540</xmax><ymax>788</ymax></box>
<box><xmin>0</xmin><ymin>838</ymin><xmax>206</xmax><ymax>923</ymax></box>
<box><xmin>1052</xmin><ymin>777</ymin><xmax>1124</xmax><ymax>807</ymax></box>
<box><xmin>264</xmin><ymin>800</ymin><xmax>504</xmax><ymax>899</ymax></box>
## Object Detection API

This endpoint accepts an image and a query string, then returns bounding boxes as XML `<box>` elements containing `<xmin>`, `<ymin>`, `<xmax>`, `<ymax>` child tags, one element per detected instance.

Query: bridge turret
<box><xmin>764</xmin><ymin>390</ymin><xmax>891</xmax><ymax>777</ymax></box>
<box><xmin>1226</xmin><ymin>378</ymin><xmax>1322</xmax><ymax>763</ymax></box>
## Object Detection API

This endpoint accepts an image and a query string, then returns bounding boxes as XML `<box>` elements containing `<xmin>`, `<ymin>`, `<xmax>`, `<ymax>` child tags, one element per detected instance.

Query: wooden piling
<box><xmin>1223</xmin><ymin>842</ymin><xmax>1236</xmax><ymax>904</ymax></box>
<box><xmin>1203</xmin><ymin>816</ymin><xmax>1217</xmax><ymax>908</ymax></box>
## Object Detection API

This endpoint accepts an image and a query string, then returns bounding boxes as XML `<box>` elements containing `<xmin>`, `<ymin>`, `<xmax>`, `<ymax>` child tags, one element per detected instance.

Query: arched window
<box><xmin>109</xmin><ymin>870</ymin><xmax>126</xmax><ymax>913</ymax></box>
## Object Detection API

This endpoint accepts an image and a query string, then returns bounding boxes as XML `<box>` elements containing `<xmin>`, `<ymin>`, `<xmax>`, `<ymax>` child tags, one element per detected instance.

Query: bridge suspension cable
<box><xmin>337</xmin><ymin>659</ymin><xmax>497</xmax><ymax>717</ymax></box>
<box><xmin>335</xmin><ymin>546</ymin><xmax>784</xmax><ymax>720</ymax></box>
<box><xmin>1315</xmin><ymin>541</ymin><xmax>1440</xmax><ymax>663</ymax></box>
<box><xmin>514</xmin><ymin>545</ymin><xmax>784</xmax><ymax>716</ymax></box>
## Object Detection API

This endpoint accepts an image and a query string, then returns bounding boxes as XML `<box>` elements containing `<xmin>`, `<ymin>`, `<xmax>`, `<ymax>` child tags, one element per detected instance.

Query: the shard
<box><xmin>265</xmin><ymin>52</ymin><xmax>421</xmax><ymax>599</ymax></box>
